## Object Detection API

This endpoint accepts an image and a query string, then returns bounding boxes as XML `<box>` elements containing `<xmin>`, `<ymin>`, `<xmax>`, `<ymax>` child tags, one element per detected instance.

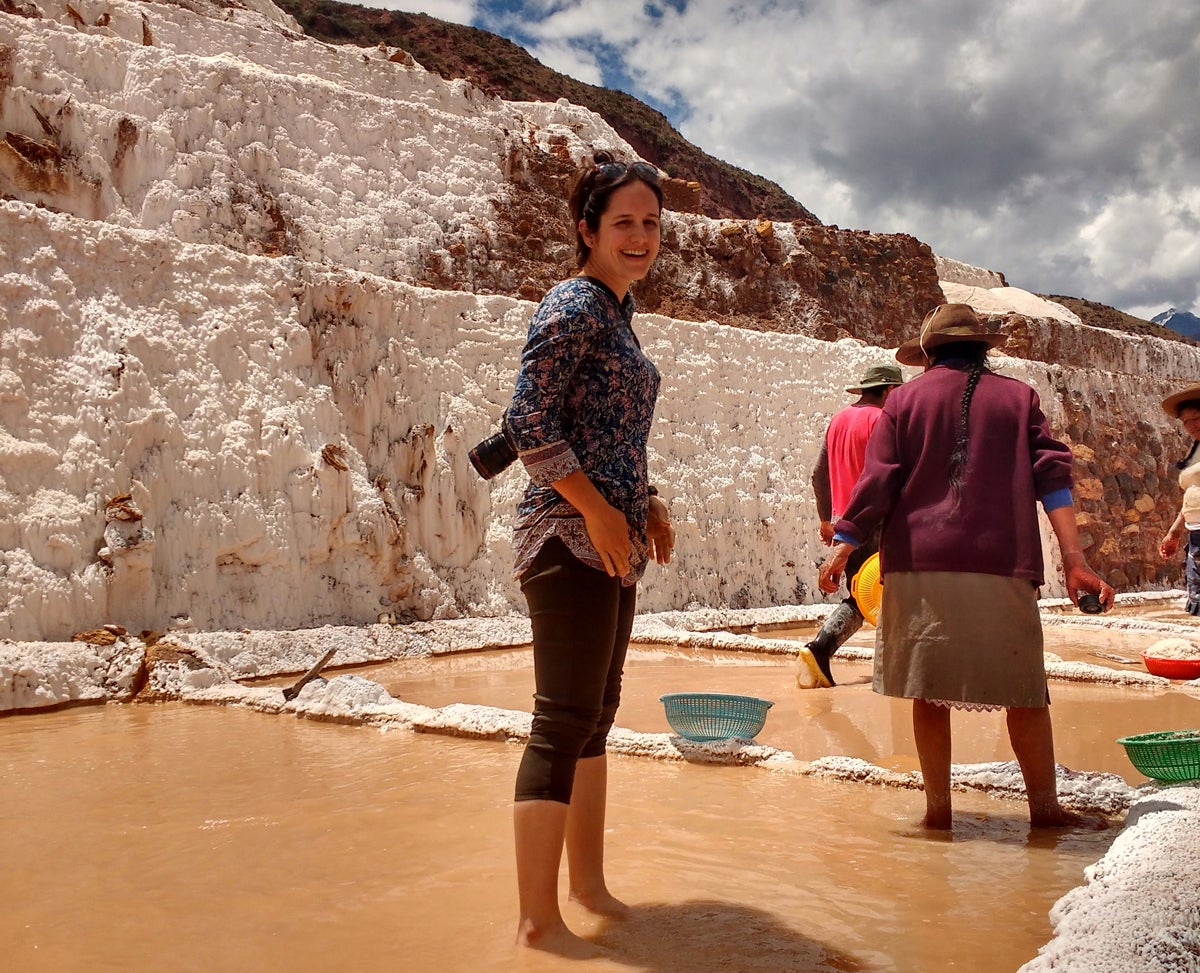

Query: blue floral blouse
<box><xmin>508</xmin><ymin>276</ymin><xmax>661</xmax><ymax>585</ymax></box>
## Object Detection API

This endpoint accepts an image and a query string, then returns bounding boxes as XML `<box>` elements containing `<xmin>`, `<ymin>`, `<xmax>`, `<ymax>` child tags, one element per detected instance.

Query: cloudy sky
<box><xmin>380</xmin><ymin>1</ymin><xmax>1198</xmax><ymax>321</ymax></box>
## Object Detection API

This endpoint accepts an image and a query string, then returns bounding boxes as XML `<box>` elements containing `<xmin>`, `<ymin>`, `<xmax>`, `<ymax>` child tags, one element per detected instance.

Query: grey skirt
<box><xmin>873</xmin><ymin>571</ymin><xmax>1048</xmax><ymax>709</ymax></box>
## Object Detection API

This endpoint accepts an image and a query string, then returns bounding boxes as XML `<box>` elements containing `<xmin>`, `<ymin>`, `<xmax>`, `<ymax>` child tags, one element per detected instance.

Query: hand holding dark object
<box><xmin>1063</xmin><ymin>558</ymin><xmax>1115</xmax><ymax>614</ymax></box>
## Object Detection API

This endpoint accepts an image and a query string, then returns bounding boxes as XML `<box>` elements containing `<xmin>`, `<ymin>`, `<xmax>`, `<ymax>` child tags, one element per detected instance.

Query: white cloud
<box><xmin>526</xmin><ymin>37</ymin><xmax>603</xmax><ymax>85</ymax></box>
<box><xmin>1080</xmin><ymin>186</ymin><xmax>1200</xmax><ymax>307</ymax></box>
<box><xmin>365</xmin><ymin>0</ymin><xmax>478</xmax><ymax>25</ymax></box>
<box><xmin>473</xmin><ymin>0</ymin><xmax>1200</xmax><ymax>317</ymax></box>
<box><xmin>480</xmin><ymin>0</ymin><xmax>652</xmax><ymax>84</ymax></box>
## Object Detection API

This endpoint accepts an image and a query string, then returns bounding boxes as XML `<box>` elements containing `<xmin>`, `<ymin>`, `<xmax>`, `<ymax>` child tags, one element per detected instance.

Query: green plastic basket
<box><xmin>1116</xmin><ymin>730</ymin><xmax>1200</xmax><ymax>782</ymax></box>
<box><xmin>660</xmin><ymin>692</ymin><xmax>774</xmax><ymax>742</ymax></box>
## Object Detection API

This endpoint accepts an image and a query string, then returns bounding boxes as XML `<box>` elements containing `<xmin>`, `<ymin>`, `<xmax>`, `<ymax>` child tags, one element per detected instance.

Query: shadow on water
<box><xmin>586</xmin><ymin>899</ymin><xmax>876</xmax><ymax>973</ymax></box>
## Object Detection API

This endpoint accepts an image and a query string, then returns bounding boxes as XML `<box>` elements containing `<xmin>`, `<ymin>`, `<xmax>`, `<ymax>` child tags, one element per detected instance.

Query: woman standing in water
<box><xmin>819</xmin><ymin>303</ymin><xmax>1114</xmax><ymax>830</ymax></box>
<box><xmin>1157</xmin><ymin>383</ymin><xmax>1200</xmax><ymax>614</ymax></box>
<box><xmin>506</xmin><ymin>152</ymin><xmax>674</xmax><ymax>956</ymax></box>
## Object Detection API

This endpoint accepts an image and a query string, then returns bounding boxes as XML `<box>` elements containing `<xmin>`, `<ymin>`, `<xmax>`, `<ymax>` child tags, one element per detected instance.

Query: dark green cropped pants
<box><xmin>514</xmin><ymin>537</ymin><xmax>637</xmax><ymax>804</ymax></box>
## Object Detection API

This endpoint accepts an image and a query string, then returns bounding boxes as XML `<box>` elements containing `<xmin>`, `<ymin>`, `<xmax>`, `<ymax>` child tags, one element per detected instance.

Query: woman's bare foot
<box><xmin>570</xmin><ymin>887</ymin><xmax>632</xmax><ymax>919</ymax></box>
<box><xmin>515</xmin><ymin>918</ymin><xmax>606</xmax><ymax>958</ymax></box>
<box><xmin>923</xmin><ymin>803</ymin><xmax>952</xmax><ymax>830</ymax></box>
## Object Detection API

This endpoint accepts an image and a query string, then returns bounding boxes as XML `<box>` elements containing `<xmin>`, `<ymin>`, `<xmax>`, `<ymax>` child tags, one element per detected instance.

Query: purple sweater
<box><xmin>834</xmin><ymin>363</ymin><xmax>1073</xmax><ymax>586</ymax></box>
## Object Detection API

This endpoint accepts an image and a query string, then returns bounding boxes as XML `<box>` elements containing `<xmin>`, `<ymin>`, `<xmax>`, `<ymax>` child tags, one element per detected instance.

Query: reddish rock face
<box><xmin>421</xmin><ymin>140</ymin><xmax>944</xmax><ymax>347</ymax></box>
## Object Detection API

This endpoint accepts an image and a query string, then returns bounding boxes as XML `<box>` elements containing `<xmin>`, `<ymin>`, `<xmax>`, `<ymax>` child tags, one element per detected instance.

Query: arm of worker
<box><xmin>811</xmin><ymin>441</ymin><xmax>834</xmax><ymax>545</ymax></box>
<box><xmin>1044</xmin><ymin>497</ymin><xmax>1114</xmax><ymax>612</ymax></box>
<box><xmin>1160</xmin><ymin>510</ymin><xmax>1186</xmax><ymax>559</ymax></box>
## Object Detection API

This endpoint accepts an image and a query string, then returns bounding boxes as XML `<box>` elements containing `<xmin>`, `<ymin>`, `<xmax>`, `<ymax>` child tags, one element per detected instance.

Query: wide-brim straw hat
<box><xmin>895</xmin><ymin>303</ymin><xmax>1008</xmax><ymax>367</ymax></box>
<box><xmin>1161</xmin><ymin>383</ymin><xmax>1200</xmax><ymax>418</ymax></box>
<box><xmin>846</xmin><ymin>363</ymin><xmax>904</xmax><ymax>394</ymax></box>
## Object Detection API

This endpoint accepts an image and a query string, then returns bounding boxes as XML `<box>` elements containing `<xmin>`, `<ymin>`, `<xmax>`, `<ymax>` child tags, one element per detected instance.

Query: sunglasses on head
<box><xmin>595</xmin><ymin>160</ymin><xmax>661</xmax><ymax>185</ymax></box>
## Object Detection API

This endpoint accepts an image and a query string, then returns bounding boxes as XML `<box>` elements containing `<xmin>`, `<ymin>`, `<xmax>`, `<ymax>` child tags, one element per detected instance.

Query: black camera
<box><xmin>469</xmin><ymin>413</ymin><xmax>518</xmax><ymax>480</ymax></box>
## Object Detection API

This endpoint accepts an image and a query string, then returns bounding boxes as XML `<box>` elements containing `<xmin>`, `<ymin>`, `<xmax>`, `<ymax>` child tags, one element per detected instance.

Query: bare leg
<box><xmin>913</xmin><ymin>699</ymin><xmax>953</xmax><ymax>829</ymax></box>
<box><xmin>566</xmin><ymin>754</ymin><xmax>631</xmax><ymax>919</ymax></box>
<box><xmin>514</xmin><ymin>799</ymin><xmax>604</xmax><ymax>957</ymax></box>
<box><xmin>1006</xmin><ymin>706</ymin><xmax>1080</xmax><ymax>828</ymax></box>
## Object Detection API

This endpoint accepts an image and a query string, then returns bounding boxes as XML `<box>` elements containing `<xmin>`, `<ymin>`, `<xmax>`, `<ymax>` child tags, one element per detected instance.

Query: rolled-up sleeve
<box><xmin>1028</xmin><ymin>390</ymin><xmax>1074</xmax><ymax>498</ymax></box>
<box><xmin>507</xmin><ymin>296</ymin><xmax>595</xmax><ymax>486</ymax></box>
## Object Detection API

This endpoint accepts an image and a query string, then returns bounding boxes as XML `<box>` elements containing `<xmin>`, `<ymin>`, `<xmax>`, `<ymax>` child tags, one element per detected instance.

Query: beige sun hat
<box><xmin>895</xmin><ymin>303</ymin><xmax>1008</xmax><ymax>367</ymax></box>
<box><xmin>846</xmin><ymin>364</ymin><xmax>904</xmax><ymax>394</ymax></box>
<box><xmin>1161</xmin><ymin>382</ymin><xmax>1200</xmax><ymax>418</ymax></box>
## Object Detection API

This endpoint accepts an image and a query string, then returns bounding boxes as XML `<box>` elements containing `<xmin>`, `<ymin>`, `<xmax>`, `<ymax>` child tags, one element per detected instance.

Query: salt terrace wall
<box><xmin>0</xmin><ymin>0</ymin><xmax>617</xmax><ymax>278</ymax></box>
<box><xmin>4</xmin><ymin>0</ymin><xmax>1200</xmax><ymax>640</ymax></box>
<box><xmin>6</xmin><ymin>198</ymin><xmax>1200</xmax><ymax>641</ymax></box>
<box><xmin>0</xmin><ymin>200</ymin><xmax>905</xmax><ymax>638</ymax></box>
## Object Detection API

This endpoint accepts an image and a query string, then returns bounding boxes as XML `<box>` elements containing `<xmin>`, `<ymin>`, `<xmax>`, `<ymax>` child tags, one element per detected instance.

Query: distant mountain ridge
<box><xmin>275</xmin><ymin>0</ymin><xmax>818</xmax><ymax>224</ymax></box>
<box><xmin>1153</xmin><ymin>307</ymin><xmax>1200</xmax><ymax>340</ymax></box>
<box><xmin>1042</xmin><ymin>295</ymin><xmax>1195</xmax><ymax>345</ymax></box>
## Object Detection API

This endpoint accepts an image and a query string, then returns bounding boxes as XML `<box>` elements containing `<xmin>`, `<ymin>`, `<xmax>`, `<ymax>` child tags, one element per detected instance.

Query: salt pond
<box><xmin>2</xmin><ymin>594</ymin><xmax>1199</xmax><ymax>971</ymax></box>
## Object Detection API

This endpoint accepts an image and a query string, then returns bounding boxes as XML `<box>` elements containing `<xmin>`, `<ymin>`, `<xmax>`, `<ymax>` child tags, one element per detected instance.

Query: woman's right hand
<box><xmin>582</xmin><ymin>502</ymin><xmax>632</xmax><ymax>577</ymax></box>
<box><xmin>1064</xmin><ymin>560</ymin><xmax>1116</xmax><ymax>613</ymax></box>
<box><xmin>551</xmin><ymin>469</ymin><xmax>632</xmax><ymax>576</ymax></box>
<box><xmin>1160</xmin><ymin>533</ymin><xmax>1181</xmax><ymax>559</ymax></box>
<box><xmin>818</xmin><ymin>542</ymin><xmax>854</xmax><ymax>593</ymax></box>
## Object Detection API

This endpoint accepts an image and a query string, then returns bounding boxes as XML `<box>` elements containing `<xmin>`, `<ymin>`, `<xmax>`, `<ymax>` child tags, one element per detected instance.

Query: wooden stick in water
<box><xmin>282</xmin><ymin>648</ymin><xmax>337</xmax><ymax>701</ymax></box>
<box><xmin>1089</xmin><ymin>650</ymin><xmax>1139</xmax><ymax>665</ymax></box>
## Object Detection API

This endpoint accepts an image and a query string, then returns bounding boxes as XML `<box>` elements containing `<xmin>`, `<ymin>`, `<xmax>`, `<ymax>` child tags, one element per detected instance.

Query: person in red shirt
<box><xmin>802</xmin><ymin>363</ymin><xmax>904</xmax><ymax>687</ymax></box>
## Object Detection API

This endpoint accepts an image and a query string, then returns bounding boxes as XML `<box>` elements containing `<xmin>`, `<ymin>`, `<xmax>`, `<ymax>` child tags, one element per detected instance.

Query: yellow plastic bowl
<box><xmin>851</xmin><ymin>552</ymin><xmax>883</xmax><ymax>626</ymax></box>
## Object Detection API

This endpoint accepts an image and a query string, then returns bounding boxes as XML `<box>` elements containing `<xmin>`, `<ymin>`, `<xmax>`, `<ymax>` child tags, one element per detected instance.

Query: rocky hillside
<box><xmin>274</xmin><ymin>0</ymin><xmax>818</xmax><ymax>225</ymax></box>
<box><xmin>278</xmin><ymin>1</ymin><xmax>1176</xmax><ymax>344</ymax></box>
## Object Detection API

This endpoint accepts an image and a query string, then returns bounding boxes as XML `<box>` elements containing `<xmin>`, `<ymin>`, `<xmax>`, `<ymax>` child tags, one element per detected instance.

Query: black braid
<box><xmin>944</xmin><ymin>346</ymin><xmax>989</xmax><ymax>504</ymax></box>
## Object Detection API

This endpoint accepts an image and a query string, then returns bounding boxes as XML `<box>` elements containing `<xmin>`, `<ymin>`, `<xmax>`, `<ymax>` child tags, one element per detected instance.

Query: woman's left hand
<box><xmin>1064</xmin><ymin>558</ymin><xmax>1116</xmax><ymax>613</ymax></box>
<box><xmin>647</xmin><ymin>494</ymin><xmax>675</xmax><ymax>565</ymax></box>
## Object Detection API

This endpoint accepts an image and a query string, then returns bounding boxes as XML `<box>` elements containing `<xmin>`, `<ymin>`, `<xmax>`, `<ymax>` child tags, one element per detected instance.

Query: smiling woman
<box><xmin>500</xmin><ymin>150</ymin><xmax>677</xmax><ymax>957</ymax></box>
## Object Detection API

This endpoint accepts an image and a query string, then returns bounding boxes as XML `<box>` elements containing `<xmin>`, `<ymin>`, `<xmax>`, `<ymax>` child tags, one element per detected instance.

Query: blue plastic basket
<box><xmin>660</xmin><ymin>692</ymin><xmax>774</xmax><ymax>742</ymax></box>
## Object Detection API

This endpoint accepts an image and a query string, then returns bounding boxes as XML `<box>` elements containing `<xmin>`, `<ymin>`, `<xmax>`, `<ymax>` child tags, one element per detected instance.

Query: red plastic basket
<box><xmin>1141</xmin><ymin>654</ymin><xmax>1200</xmax><ymax>680</ymax></box>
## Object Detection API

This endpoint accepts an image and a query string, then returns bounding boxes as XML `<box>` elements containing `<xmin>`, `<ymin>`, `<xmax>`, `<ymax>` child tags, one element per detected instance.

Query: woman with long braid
<box><xmin>818</xmin><ymin>303</ymin><xmax>1114</xmax><ymax>830</ymax></box>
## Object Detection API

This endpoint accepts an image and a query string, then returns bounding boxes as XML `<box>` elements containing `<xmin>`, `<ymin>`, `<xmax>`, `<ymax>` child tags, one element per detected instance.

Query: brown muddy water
<box><xmin>2</xmin><ymin>610</ymin><xmax>1199</xmax><ymax>973</ymax></box>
